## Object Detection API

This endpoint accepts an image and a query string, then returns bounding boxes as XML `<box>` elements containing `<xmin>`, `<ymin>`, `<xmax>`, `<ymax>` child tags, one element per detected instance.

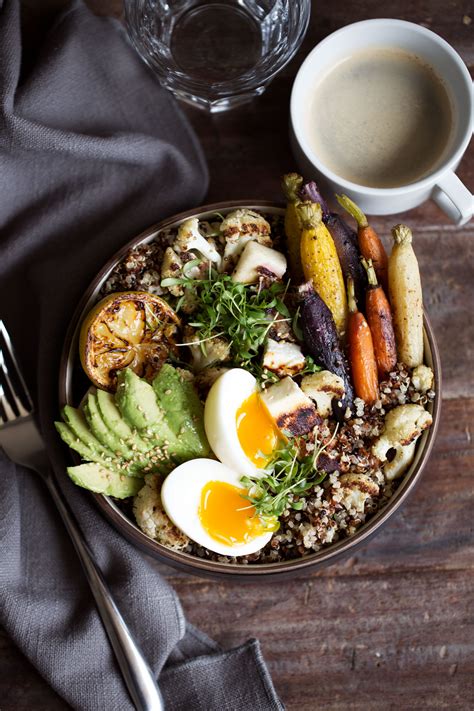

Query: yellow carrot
<box><xmin>298</xmin><ymin>201</ymin><xmax>348</xmax><ymax>336</ymax></box>
<box><xmin>282</xmin><ymin>172</ymin><xmax>305</xmax><ymax>282</ymax></box>
<box><xmin>388</xmin><ymin>224</ymin><xmax>424</xmax><ymax>368</ymax></box>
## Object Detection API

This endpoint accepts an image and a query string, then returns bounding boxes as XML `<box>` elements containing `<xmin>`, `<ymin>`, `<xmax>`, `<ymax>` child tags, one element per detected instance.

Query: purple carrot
<box><xmin>325</xmin><ymin>213</ymin><xmax>367</xmax><ymax>305</ymax></box>
<box><xmin>300</xmin><ymin>180</ymin><xmax>366</xmax><ymax>304</ymax></box>
<box><xmin>299</xmin><ymin>180</ymin><xmax>330</xmax><ymax>220</ymax></box>
<box><xmin>298</xmin><ymin>282</ymin><xmax>354</xmax><ymax>419</ymax></box>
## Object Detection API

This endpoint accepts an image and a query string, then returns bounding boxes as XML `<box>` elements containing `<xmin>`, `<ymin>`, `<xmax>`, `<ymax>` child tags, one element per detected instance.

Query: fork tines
<box><xmin>0</xmin><ymin>321</ymin><xmax>33</xmax><ymax>424</ymax></box>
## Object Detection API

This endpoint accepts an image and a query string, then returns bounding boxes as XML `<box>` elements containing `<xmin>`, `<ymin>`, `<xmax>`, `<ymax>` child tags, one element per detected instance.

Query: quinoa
<box><xmin>101</xmin><ymin>228</ymin><xmax>178</xmax><ymax>296</ymax></box>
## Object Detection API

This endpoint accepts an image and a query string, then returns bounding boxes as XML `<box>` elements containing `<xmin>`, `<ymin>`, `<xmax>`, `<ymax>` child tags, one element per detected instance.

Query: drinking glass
<box><xmin>124</xmin><ymin>0</ymin><xmax>311</xmax><ymax>112</ymax></box>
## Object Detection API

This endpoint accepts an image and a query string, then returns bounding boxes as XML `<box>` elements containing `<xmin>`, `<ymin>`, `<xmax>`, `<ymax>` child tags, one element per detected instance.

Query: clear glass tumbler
<box><xmin>124</xmin><ymin>0</ymin><xmax>311</xmax><ymax>112</ymax></box>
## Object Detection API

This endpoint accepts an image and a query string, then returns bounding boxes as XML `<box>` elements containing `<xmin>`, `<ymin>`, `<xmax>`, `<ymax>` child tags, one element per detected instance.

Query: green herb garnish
<box><xmin>299</xmin><ymin>355</ymin><xmax>321</xmax><ymax>377</ymax></box>
<box><xmin>162</xmin><ymin>269</ymin><xmax>291</xmax><ymax>377</ymax></box>
<box><xmin>241</xmin><ymin>424</ymin><xmax>339</xmax><ymax>523</ymax></box>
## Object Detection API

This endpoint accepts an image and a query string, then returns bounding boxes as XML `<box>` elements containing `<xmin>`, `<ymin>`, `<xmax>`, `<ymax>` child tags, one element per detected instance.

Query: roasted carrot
<box><xmin>347</xmin><ymin>277</ymin><xmax>379</xmax><ymax>405</ymax></box>
<box><xmin>336</xmin><ymin>194</ymin><xmax>389</xmax><ymax>292</ymax></box>
<box><xmin>389</xmin><ymin>224</ymin><xmax>424</xmax><ymax>368</ymax></box>
<box><xmin>282</xmin><ymin>172</ymin><xmax>305</xmax><ymax>282</ymax></box>
<box><xmin>298</xmin><ymin>201</ymin><xmax>348</xmax><ymax>337</ymax></box>
<box><xmin>362</xmin><ymin>258</ymin><xmax>397</xmax><ymax>379</ymax></box>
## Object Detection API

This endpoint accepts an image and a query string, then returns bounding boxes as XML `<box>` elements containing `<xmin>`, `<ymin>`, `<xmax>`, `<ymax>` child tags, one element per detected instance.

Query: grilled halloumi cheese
<box><xmin>260</xmin><ymin>376</ymin><xmax>319</xmax><ymax>437</ymax></box>
<box><xmin>262</xmin><ymin>339</ymin><xmax>306</xmax><ymax>377</ymax></box>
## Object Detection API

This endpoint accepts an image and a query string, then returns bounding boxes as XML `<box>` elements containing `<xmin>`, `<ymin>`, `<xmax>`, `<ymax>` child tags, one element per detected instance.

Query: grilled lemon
<box><xmin>79</xmin><ymin>291</ymin><xmax>180</xmax><ymax>391</ymax></box>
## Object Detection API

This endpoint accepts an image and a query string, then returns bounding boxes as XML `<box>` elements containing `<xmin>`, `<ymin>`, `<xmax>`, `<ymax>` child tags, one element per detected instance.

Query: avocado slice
<box><xmin>95</xmin><ymin>389</ymin><xmax>150</xmax><ymax>454</ymax></box>
<box><xmin>67</xmin><ymin>463</ymin><xmax>142</xmax><ymax>498</ymax></box>
<box><xmin>152</xmin><ymin>364</ymin><xmax>210</xmax><ymax>458</ymax></box>
<box><xmin>84</xmin><ymin>392</ymin><xmax>135</xmax><ymax>458</ymax></box>
<box><xmin>84</xmin><ymin>393</ymin><xmax>154</xmax><ymax>476</ymax></box>
<box><xmin>62</xmin><ymin>405</ymin><xmax>119</xmax><ymax>461</ymax></box>
<box><xmin>115</xmin><ymin>369</ymin><xmax>179</xmax><ymax>454</ymax></box>
<box><xmin>55</xmin><ymin>421</ymin><xmax>125</xmax><ymax>474</ymax></box>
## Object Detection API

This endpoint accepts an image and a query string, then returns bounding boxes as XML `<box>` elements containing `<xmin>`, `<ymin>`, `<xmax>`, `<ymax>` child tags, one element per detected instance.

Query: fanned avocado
<box><xmin>57</xmin><ymin>365</ymin><xmax>211</xmax><ymax>498</ymax></box>
<box><xmin>55</xmin><ymin>422</ymin><xmax>124</xmax><ymax>474</ymax></box>
<box><xmin>95</xmin><ymin>389</ymin><xmax>150</xmax><ymax>453</ymax></box>
<box><xmin>84</xmin><ymin>392</ymin><xmax>135</xmax><ymax>458</ymax></box>
<box><xmin>115</xmin><ymin>368</ymin><xmax>162</xmax><ymax>430</ymax></box>
<box><xmin>67</xmin><ymin>463</ymin><xmax>142</xmax><ymax>498</ymax></box>
<box><xmin>83</xmin><ymin>393</ymin><xmax>152</xmax><ymax>476</ymax></box>
<box><xmin>115</xmin><ymin>369</ymin><xmax>179</xmax><ymax>455</ymax></box>
<box><xmin>152</xmin><ymin>364</ymin><xmax>210</xmax><ymax>458</ymax></box>
<box><xmin>62</xmin><ymin>405</ymin><xmax>117</xmax><ymax>462</ymax></box>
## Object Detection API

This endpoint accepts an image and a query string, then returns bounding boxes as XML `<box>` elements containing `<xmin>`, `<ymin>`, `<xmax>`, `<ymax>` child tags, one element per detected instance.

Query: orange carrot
<box><xmin>336</xmin><ymin>195</ymin><xmax>388</xmax><ymax>292</ymax></box>
<box><xmin>347</xmin><ymin>277</ymin><xmax>379</xmax><ymax>405</ymax></box>
<box><xmin>362</xmin><ymin>259</ymin><xmax>397</xmax><ymax>379</ymax></box>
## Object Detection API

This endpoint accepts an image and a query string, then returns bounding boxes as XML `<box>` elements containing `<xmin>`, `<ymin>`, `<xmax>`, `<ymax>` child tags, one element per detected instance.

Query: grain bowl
<box><xmin>59</xmin><ymin>201</ymin><xmax>441</xmax><ymax>580</ymax></box>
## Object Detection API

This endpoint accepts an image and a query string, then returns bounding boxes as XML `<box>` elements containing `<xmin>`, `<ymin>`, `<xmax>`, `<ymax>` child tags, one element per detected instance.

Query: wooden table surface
<box><xmin>2</xmin><ymin>1</ymin><xmax>473</xmax><ymax>709</ymax></box>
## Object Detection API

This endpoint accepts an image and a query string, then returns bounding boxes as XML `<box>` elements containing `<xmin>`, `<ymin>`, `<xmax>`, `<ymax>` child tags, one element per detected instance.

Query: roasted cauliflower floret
<box><xmin>411</xmin><ymin>364</ymin><xmax>434</xmax><ymax>393</ymax></box>
<box><xmin>175</xmin><ymin>217</ymin><xmax>222</xmax><ymax>270</ymax></box>
<box><xmin>161</xmin><ymin>247</ymin><xmax>184</xmax><ymax>297</ymax></box>
<box><xmin>336</xmin><ymin>473</ymin><xmax>380</xmax><ymax>513</ymax></box>
<box><xmin>184</xmin><ymin>326</ymin><xmax>231</xmax><ymax>372</ymax></box>
<box><xmin>301</xmin><ymin>371</ymin><xmax>345</xmax><ymax>418</ymax></box>
<box><xmin>232</xmin><ymin>241</ymin><xmax>287</xmax><ymax>285</ymax></box>
<box><xmin>383</xmin><ymin>441</ymin><xmax>416</xmax><ymax>481</ymax></box>
<box><xmin>133</xmin><ymin>476</ymin><xmax>189</xmax><ymax>550</ymax></box>
<box><xmin>372</xmin><ymin>403</ymin><xmax>433</xmax><ymax>462</ymax></box>
<box><xmin>372</xmin><ymin>403</ymin><xmax>432</xmax><ymax>480</ymax></box>
<box><xmin>220</xmin><ymin>209</ymin><xmax>272</xmax><ymax>270</ymax></box>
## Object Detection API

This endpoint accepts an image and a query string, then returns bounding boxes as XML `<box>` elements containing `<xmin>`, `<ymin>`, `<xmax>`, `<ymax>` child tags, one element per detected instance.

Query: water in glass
<box><xmin>125</xmin><ymin>0</ymin><xmax>311</xmax><ymax>112</ymax></box>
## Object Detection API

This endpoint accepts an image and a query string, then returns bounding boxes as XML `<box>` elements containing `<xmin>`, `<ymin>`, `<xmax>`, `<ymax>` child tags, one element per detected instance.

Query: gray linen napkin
<box><xmin>0</xmin><ymin>1</ymin><xmax>284</xmax><ymax>709</ymax></box>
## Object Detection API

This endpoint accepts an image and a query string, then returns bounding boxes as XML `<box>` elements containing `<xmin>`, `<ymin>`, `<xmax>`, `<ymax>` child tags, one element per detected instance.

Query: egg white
<box><xmin>161</xmin><ymin>458</ymin><xmax>273</xmax><ymax>556</ymax></box>
<box><xmin>204</xmin><ymin>368</ymin><xmax>263</xmax><ymax>477</ymax></box>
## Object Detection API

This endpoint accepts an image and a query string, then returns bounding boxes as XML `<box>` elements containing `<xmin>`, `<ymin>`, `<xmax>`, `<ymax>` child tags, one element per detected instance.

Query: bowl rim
<box><xmin>59</xmin><ymin>200</ymin><xmax>442</xmax><ymax>579</ymax></box>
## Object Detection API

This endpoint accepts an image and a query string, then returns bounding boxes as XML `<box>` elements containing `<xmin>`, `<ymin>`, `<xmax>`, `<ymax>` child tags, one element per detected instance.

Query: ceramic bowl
<box><xmin>59</xmin><ymin>201</ymin><xmax>441</xmax><ymax>579</ymax></box>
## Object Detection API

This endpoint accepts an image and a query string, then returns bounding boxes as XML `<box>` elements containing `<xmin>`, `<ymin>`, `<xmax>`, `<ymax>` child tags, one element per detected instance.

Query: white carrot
<box><xmin>388</xmin><ymin>224</ymin><xmax>424</xmax><ymax>368</ymax></box>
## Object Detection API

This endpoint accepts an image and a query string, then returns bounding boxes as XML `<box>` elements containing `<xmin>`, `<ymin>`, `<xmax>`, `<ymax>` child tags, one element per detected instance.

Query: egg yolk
<box><xmin>236</xmin><ymin>392</ymin><xmax>280</xmax><ymax>466</ymax></box>
<box><xmin>199</xmin><ymin>480</ymin><xmax>264</xmax><ymax>547</ymax></box>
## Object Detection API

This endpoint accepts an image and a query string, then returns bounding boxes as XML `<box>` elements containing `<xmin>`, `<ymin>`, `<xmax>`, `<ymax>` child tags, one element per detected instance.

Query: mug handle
<box><xmin>432</xmin><ymin>80</ymin><xmax>474</xmax><ymax>227</ymax></box>
<box><xmin>432</xmin><ymin>171</ymin><xmax>473</xmax><ymax>226</ymax></box>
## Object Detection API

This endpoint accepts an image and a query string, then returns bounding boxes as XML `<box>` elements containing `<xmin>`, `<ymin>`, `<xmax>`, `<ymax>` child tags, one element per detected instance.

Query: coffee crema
<box><xmin>306</xmin><ymin>48</ymin><xmax>454</xmax><ymax>188</ymax></box>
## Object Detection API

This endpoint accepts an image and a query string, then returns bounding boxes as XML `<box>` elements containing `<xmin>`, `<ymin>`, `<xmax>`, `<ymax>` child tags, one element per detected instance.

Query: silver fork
<box><xmin>0</xmin><ymin>321</ymin><xmax>165</xmax><ymax>711</ymax></box>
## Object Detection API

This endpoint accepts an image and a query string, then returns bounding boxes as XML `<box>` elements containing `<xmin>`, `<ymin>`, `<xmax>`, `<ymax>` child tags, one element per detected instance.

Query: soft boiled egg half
<box><xmin>161</xmin><ymin>459</ymin><xmax>275</xmax><ymax>556</ymax></box>
<box><xmin>204</xmin><ymin>368</ymin><xmax>282</xmax><ymax>477</ymax></box>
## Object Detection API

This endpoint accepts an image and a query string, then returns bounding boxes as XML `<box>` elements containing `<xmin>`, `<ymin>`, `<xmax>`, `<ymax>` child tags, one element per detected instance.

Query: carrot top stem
<box><xmin>336</xmin><ymin>194</ymin><xmax>369</xmax><ymax>228</ymax></box>
<box><xmin>296</xmin><ymin>201</ymin><xmax>323</xmax><ymax>230</ymax></box>
<box><xmin>282</xmin><ymin>173</ymin><xmax>304</xmax><ymax>203</ymax></box>
<box><xmin>347</xmin><ymin>277</ymin><xmax>357</xmax><ymax>314</ymax></box>
<box><xmin>392</xmin><ymin>223</ymin><xmax>413</xmax><ymax>245</ymax></box>
<box><xmin>361</xmin><ymin>257</ymin><xmax>378</xmax><ymax>287</ymax></box>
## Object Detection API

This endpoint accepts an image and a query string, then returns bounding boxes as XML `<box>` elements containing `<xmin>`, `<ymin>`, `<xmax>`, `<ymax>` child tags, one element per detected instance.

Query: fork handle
<box><xmin>44</xmin><ymin>473</ymin><xmax>165</xmax><ymax>711</ymax></box>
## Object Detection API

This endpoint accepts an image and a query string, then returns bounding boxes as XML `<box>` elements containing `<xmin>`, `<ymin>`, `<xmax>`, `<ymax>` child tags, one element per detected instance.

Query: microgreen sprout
<box><xmin>161</xmin><ymin>269</ymin><xmax>292</xmax><ymax>377</ymax></box>
<box><xmin>241</xmin><ymin>423</ymin><xmax>340</xmax><ymax>524</ymax></box>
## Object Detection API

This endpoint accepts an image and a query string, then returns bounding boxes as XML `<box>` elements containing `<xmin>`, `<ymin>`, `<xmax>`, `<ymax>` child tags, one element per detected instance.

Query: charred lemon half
<box><xmin>79</xmin><ymin>291</ymin><xmax>180</xmax><ymax>391</ymax></box>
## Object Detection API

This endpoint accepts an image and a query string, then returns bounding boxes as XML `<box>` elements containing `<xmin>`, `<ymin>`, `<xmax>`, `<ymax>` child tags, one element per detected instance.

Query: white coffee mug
<box><xmin>290</xmin><ymin>19</ymin><xmax>474</xmax><ymax>225</ymax></box>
